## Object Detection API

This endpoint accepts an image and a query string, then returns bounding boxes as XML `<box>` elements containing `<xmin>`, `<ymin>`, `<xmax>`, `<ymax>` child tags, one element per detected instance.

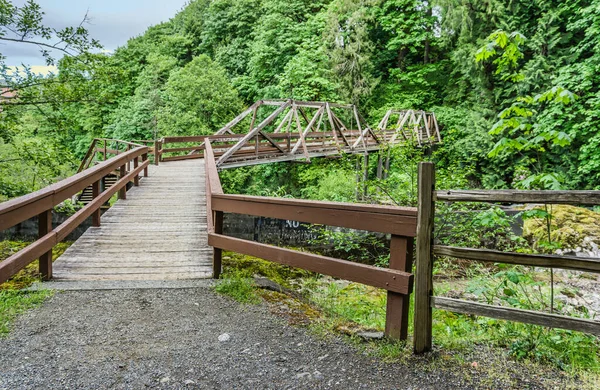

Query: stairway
<box><xmin>78</xmin><ymin>174</ymin><xmax>119</xmax><ymax>205</ymax></box>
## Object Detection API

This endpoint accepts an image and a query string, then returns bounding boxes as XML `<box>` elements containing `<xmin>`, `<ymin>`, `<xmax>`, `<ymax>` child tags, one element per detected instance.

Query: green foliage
<box><xmin>308</xmin><ymin>228</ymin><xmax>389</xmax><ymax>266</ymax></box>
<box><xmin>158</xmin><ymin>55</ymin><xmax>243</xmax><ymax>136</ymax></box>
<box><xmin>435</xmin><ymin>203</ymin><xmax>528</xmax><ymax>252</ymax></box>
<box><xmin>214</xmin><ymin>272</ymin><xmax>261</xmax><ymax>304</ymax></box>
<box><xmin>0</xmin><ymin>289</ymin><xmax>52</xmax><ymax>335</ymax></box>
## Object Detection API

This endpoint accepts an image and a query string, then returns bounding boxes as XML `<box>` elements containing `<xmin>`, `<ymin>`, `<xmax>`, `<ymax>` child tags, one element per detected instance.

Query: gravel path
<box><xmin>0</xmin><ymin>287</ymin><xmax>571</xmax><ymax>389</ymax></box>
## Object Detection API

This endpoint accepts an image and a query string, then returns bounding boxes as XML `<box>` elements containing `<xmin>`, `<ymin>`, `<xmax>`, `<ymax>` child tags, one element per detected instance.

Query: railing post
<box><xmin>414</xmin><ymin>162</ymin><xmax>435</xmax><ymax>353</ymax></box>
<box><xmin>119</xmin><ymin>164</ymin><xmax>127</xmax><ymax>200</ymax></box>
<box><xmin>104</xmin><ymin>139</ymin><xmax>107</xmax><ymax>161</ymax></box>
<box><xmin>142</xmin><ymin>153</ymin><xmax>149</xmax><ymax>177</ymax></box>
<box><xmin>213</xmin><ymin>210</ymin><xmax>223</xmax><ymax>279</ymax></box>
<box><xmin>385</xmin><ymin>235</ymin><xmax>414</xmax><ymax>340</ymax></box>
<box><xmin>38</xmin><ymin>209</ymin><xmax>52</xmax><ymax>280</ymax></box>
<box><xmin>133</xmin><ymin>157</ymin><xmax>140</xmax><ymax>186</ymax></box>
<box><xmin>126</xmin><ymin>145</ymin><xmax>131</xmax><ymax>172</ymax></box>
<box><xmin>154</xmin><ymin>140</ymin><xmax>161</xmax><ymax>165</ymax></box>
<box><xmin>92</xmin><ymin>180</ymin><xmax>101</xmax><ymax>227</ymax></box>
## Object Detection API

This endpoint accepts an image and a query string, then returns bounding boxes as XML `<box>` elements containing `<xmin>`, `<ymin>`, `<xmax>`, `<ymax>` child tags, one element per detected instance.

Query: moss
<box><xmin>221</xmin><ymin>251</ymin><xmax>313</xmax><ymax>288</ymax></box>
<box><xmin>260</xmin><ymin>290</ymin><xmax>321</xmax><ymax>326</ymax></box>
<box><xmin>523</xmin><ymin>205</ymin><xmax>600</xmax><ymax>249</ymax></box>
<box><xmin>1</xmin><ymin>241</ymin><xmax>72</xmax><ymax>290</ymax></box>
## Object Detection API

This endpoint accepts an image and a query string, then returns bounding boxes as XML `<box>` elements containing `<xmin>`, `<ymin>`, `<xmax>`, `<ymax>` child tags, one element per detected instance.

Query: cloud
<box><xmin>6</xmin><ymin>65</ymin><xmax>58</xmax><ymax>76</ymax></box>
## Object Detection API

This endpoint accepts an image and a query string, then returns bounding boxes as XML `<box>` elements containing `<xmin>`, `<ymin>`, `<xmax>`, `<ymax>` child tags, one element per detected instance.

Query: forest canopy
<box><xmin>1</xmin><ymin>0</ymin><xmax>600</xmax><ymax>200</ymax></box>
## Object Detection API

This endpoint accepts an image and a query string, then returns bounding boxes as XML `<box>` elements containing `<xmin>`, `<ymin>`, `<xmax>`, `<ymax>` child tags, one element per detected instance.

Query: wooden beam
<box><xmin>291</xmin><ymin>106</ymin><xmax>324</xmax><ymax>154</ymax></box>
<box><xmin>216</xmin><ymin>100</ymin><xmax>291</xmax><ymax>166</ymax></box>
<box><xmin>414</xmin><ymin>162</ymin><xmax>435</xmax><ymax>353</ymax></box>
<box><xmin>432</xmin><ymin>297</ymin><xmax>600</xmax><ymax>335</ymax></box>
<box><xmin>385</xmin><ymin>236</ymin><xmax>414</xmax><ymax>340</ymax></box>
<box><xmin>435</xmin><ymin>190</ymin><xmax>600</xmax><ymax>205</ymax></box>
<box><xmin>211</xmin><ymin>193</ymin><xmax>417</xmax><ymax>236</ymax></box>
<box><xmin>209</xmin><ymin>233</ymin><xmax>413</xmax><ymax>295</ymax></box>
<box><xmin>38</xmin><ymin>209</ymin><xmax>53</xmax><ymax>280</ymax></box>
<box><xmin>258</xmin><ymin>131</ymin><xmax>287</xmax><ymax>154</ymax></box>
<box><xmin>434</xmin><ymin>245</ymin><xmax>600</xmax><ymax>273</ymax></box>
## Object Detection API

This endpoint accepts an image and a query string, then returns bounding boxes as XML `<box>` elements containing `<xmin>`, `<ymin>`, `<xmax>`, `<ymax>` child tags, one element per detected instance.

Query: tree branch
<box><xmin>0</xmin><ymin>36</ymin><xmax>77</xmax><ymax>57</ymax></box>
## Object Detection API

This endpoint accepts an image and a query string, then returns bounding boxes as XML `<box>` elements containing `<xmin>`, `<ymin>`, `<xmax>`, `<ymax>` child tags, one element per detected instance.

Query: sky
<box><xmin>4</xmin><ymin>0</ymin><xmax>189</xmax><ymax>73</ymax></box>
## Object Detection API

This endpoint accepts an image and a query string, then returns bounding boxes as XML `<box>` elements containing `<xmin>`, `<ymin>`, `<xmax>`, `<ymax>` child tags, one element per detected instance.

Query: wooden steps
<box><xmin>53</xmin><ymin>159</ymin><xmax>213</xmax><ymax>281</ymax></box>
<box><xmin>78</xmin><ymin>173</ymin><xmax>118</xmax><ymax>205</ymax></box>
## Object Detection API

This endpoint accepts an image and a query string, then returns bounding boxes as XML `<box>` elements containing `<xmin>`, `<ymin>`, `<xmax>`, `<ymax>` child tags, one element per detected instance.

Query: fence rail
<box><xmin>0</xmin><ymin>144</ymin><xmax>149</xmax><ymax>284</ymax></box>
<box><xmin>78</xmin><ymin>138</ymin><xmax>156</xmax><ymax>173</ymax></box>
<box><xmin>413</xmin><ymin>162</ymin><xmax>600</xmax><ymax>353</ymax></box>
<box><xmin>204</xmin><ymin>141</ymin><xmax>417</xmax><ymax>340</ymax></box>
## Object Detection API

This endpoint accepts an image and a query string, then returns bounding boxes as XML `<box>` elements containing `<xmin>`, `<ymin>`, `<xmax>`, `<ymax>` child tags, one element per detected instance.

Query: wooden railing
<box><xmin>156</xmin><ymin>131</ymin><xmax>386</xmax><ymax>168</ymax></box>
<box><xmin>78</xmin><ymin>138</ymin><xmax>156</xmax><ymax>172</ymax></box>
<box><xmin>413</xmin><ymin>162</ymin><xmax>600</xmax><ymax>353</ymax></box>
<box><xmin>204</xmin><ymin>141</ymin><xmax>417</xmax><ymax>340</ymax></box>
<box><xmin>0</xmin><ymin>144</ymin><xmax>150</xmax><ymax>284</ymax></box>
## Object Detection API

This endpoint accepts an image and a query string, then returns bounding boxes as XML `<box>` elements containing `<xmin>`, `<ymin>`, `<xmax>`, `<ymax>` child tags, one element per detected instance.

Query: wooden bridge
<box><xmin>1</xmin><ymin>100</ymin><xmax>598</xmax><ymax>354</ymax></box>
<box><xmin>150</xmin><ymin>99</ymin><xmax>441</xmax><ymax>169</ymax></box>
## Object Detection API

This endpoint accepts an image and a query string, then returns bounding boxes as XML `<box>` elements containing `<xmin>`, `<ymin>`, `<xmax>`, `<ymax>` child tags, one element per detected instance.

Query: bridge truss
<box><xmin>157</xmin><ymin>100</ymin><xmax>441</xmax><ymax>169</ymax></box>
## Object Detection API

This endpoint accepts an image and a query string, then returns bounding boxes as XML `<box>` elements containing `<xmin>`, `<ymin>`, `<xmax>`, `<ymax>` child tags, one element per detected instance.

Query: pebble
<box><xmin>218</xmin><ymin>333</ymin><xmax>231</xmax><ymax>342</ymax></box>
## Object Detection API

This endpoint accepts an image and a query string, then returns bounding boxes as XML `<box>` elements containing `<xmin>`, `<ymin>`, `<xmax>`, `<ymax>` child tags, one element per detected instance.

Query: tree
<box><xmin>157</xmin><ymin>55</ymin><xmax>243</xmax><ymax>136</ymax></box>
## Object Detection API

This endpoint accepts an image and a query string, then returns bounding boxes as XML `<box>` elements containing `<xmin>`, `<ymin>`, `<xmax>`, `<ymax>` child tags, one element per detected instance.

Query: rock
<box><xmin>160</xmin><ymin>377</ymin><xmax>170</xmax><ymax>383</ymax></box>
<box><xmin>295</xmin><ymin>372</ymin><xmax>311</xmax><ymax>380</ymax></box>
<box><xmin>184</xmin><ymin>379</ymin><xmax>195</xmax><ymax>385</ymax></box>
<box><xmin>313</xmin><ymin>370</ymin><xmax>324</xmax><ymax>381</ymax></box>
<box><xmin>218</xmin><ymin>333</ymin><xmax>231</xmax><ymax>342</ymax></box>
<box><xmin>356</xmin><ymin>331</ymin><xmax>384</xmax><ymax>340</ymax></box>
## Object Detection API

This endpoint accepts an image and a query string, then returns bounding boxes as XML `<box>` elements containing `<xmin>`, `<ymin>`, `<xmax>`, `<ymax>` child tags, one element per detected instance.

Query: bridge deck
<box><xmin>53</xmin><ymin>160</ymin><xmax>213</xmax><ymax>281</ymax></box>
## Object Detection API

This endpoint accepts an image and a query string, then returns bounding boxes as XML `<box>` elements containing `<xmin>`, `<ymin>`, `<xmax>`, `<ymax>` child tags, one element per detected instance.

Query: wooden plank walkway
<box><xmin>53</xmin><ymin>160</ymin><xmax>213</xmax><ymax>281</ymax></box>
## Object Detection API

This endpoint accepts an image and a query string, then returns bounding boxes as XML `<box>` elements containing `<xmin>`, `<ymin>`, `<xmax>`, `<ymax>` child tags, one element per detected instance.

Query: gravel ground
<box><xmin>0</xmin><ymin>287</ymin><xmax>578</xmax><ymax>389</ymax></box>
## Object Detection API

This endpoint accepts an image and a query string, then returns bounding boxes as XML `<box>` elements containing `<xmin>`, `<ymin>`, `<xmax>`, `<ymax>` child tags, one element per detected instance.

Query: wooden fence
<box><xmin>0</xmin><ymin>145</ymin><xmax>149</xmax><ymax>284</ymax></box>
<box><xmin>413</xmin><ymin>162</ymin><xmax>600</xmax><ymax>353</ymax></box>
<box><xmin>204</xmin><ymin>141</ymin><xmax>418</xmax><ymax>340</ymax></box>
<box><xmin>78</xmin><ymin>138</ymin><xmax>156</xmax><ymax>173</ymax></box>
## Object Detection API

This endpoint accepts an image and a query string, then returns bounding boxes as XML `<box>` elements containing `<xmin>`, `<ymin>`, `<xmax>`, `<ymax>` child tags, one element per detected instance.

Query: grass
<box><xmin>214</xmin><ymin>271</ymin><xmax>261</xmax><ymax>304</ymax></box>
<box><xmin>0</xmin><ymin>240</ymin><xmax>70</xmax><ymax>335</ymax></box>
<box><xmin>0</xmin><ymin>289</ymin><xmax>53</xmax><ymax>335</ymax></box>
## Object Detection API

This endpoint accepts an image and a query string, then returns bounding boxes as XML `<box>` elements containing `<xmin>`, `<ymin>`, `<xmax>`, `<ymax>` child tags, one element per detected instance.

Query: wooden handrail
<box><xmin>203</xmin><ymin>141</ymin><xmax>416</xmax><ymax>340</ymax></box>
<box><xmin>77</xmin><ymin>138</ymin><xmax>146</xmax><ymax>173</ymax></box>
<box><xmin>0</xmin><ymin>144</ymin><xmax>149</xmax><ymax>284</ymax></box>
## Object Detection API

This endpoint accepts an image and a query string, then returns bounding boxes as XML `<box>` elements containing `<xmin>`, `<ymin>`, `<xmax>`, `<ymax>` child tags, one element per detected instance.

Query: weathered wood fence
<box><xmin>205</xmin><ymin>141</ymin><xmax>418</xmax><ymax>339</ymax></box>
<box><xmin>2</xmin><ymin>135</ymin><xmax>599</xmax><ymax>352</ymax></box>
<box><xmin>413</xmin><ymin>162</ymin><xmax>600</xmax><ymax>353</ymax></box>
<box><xmin>0</xmin><ymin>145</ymin><xmax>149</xmax><ymax>284</ymax></box>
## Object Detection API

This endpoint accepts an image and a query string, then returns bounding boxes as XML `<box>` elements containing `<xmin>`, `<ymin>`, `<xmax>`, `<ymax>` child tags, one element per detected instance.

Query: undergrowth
<box><xmin>0</xmin><ymin>240</ymin><xmax>70</xmax><ymax>335</ymax></box>
<box><xmin>214</xmin><ymin>271</ymin><xmax>260</xmax><ymax>304</ymax></box>
<box><xmin>0</xmin><ymin>289</ymin><xmax>53</xmax><ymax>335</ymax></box>
<box><xmin>0</xmin><ymin>241</ymin><xmax>72</xmax><ymax>290</ymax></box>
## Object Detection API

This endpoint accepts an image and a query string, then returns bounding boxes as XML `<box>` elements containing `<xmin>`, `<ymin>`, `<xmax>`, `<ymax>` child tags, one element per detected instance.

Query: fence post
<box><xmin>385</xmin><ymin>235</ymin><xmax>414</xmax><ymax>340</ymax></box>
<box><xmin>119</xmin><ymin>164</ymin><xmax>127</xmax><ymax>200</ymax></box>
<box><xmin>213</xmin><ymin>211</ymin><xmax>224</xmax><ymax>279</ymax></box>
<box><xmin>414</xmin><ymin>162</ymin><xmax>435</xmax><ymax>353</ymax></box>
<box><xmin>154</xmin><ymin>140</ymin><xmax>160</xmax><ymax>165</ymax></box>
<box><xmin>133</xmin><ymin>157</ymin><xmax>140</xmax><ymax>186</ymax></box>
<box><xmin>38</xmin><ymin>209</ymin><xmax>52</xmax><ymax>280</ymax></box>
<box><xmin>142</xmin><ymin>153</ymin><xmax>149</xmax><ymax>177</ymax></box>
<box><xmin>92</xmin><ymin>180</ymin><xmax>101</xmax><ymax>227</ymax></box>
